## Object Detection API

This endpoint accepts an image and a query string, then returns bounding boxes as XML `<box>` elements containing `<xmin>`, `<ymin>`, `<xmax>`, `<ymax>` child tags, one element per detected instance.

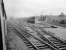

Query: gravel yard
<box><xmin>7</xmin><ymin>28</ymin><xmax>30</xmax><ymax>50</ymax></box>
<box><xmin>44</xmin><ymin>27</ymin><xmax>66</xmax><ymax>40</ymax></box>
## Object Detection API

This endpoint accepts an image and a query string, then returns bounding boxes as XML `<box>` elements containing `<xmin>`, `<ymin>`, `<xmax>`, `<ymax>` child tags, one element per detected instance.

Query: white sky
<box><xmin>4</xmin><ymin>0</ymin><xmax>66</xmax><ymax>18</ymax></box>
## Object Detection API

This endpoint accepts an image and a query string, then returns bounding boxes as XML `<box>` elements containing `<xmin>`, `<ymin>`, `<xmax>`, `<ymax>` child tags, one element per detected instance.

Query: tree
<box><xmin>60</xmin><ymin>20</ymin><xmax>66</xmax><ymax>24</ymax></box>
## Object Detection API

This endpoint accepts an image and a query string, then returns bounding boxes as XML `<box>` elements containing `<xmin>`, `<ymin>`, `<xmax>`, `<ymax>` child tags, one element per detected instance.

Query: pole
<box><xmin>1</xmin><ymin>0</ymin><xmax>7</xmax><ymax>50</ymax></box>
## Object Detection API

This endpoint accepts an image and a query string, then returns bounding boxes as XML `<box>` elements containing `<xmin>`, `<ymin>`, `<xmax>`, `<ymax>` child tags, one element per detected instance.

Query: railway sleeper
<box><xmin>37</xmin><ymin>45</ymin><xmax>49</xmax><ymax>49</ymax></box>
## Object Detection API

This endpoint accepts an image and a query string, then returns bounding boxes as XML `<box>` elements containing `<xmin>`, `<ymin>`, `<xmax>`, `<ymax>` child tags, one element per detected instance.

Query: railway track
<box><xmin>30</xmin><ymin>25</ymin><xmax>66</xmax><ymax>50</ymax></box>
<box><xmin>7</xmin><ymin>23</ymin><xmax>38</xmax><ymax>50</ymax></box>
<box><xmin>39</xmin><ymin>28</ymin><xmax>66</xmax><ymax>50</ymax></box>
<box><xmin>7</xmin><ymin>22</ymin><xmax>56</xmax><ymax>50</ymax></box>
<box><xmin>16</xmin><ymin>24</ymin><xmax>61</xmax><ymax>50</ymax></box>
<box><xmin>18</xmin><ymin>23</ymin><xmax>66</xmax><ymax>50</ymax></box>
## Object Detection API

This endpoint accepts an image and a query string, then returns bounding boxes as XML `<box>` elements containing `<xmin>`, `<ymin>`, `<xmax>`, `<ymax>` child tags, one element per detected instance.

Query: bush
<box><xmin>60</xmin><ymin>20</ymin><xmax>66</xmax><ymax>24</ymax></box>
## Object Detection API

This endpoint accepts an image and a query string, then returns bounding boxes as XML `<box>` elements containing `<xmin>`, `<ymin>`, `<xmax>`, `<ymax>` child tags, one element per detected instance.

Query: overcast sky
<box><xmin>4</xmin><ymin>0</ymin><xmax>66</xmax><ymax>18</ymax></box>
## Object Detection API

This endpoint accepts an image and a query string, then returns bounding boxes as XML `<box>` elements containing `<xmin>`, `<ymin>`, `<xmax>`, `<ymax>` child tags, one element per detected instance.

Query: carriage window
<box><xmin>1</xmin><ymin>0</ymin><xmax>66</xmax><ymax>50</ymax></box>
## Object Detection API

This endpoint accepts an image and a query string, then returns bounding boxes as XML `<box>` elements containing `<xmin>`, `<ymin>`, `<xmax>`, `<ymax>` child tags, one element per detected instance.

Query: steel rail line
<box><xmin>39</xmin><ymin>27</ymin><xmax>66</xmax><ymax>43</ymax></box>
<box><xmin>7</xmin><ymin>24</ymin><xmax>38</xmax><ymax>50</ymax></box>
<box><xmin>29</xmin><ymin>26</ymin><xmax>60</xmax><ymax>50</ymax></box>
<box><xmin>7</xmin><ymin>22</ymin><xmax>56</xmax><ymax>50</ymax></box>
<box><xmin>30</xmin><ymin>25</ymin><xmax>66</xmax><ymax>50</ymax></box>
<box><xmin>18</xmin><ymin>24</ymin><xmax>60</xmax><ymax>50</ymax></box>
<box><xmin>17</xmin><ymin>23</ymin><xmax>62</xmax><ymax>50</ymax></box>
<box><xmin>39</xmin><ymin>27</ymin><xmax>66</xmax><ymax>50</ymax></box>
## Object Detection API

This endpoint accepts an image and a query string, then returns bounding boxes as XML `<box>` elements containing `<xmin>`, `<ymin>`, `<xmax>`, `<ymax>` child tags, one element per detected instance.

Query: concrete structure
<box><xmin>35</xmin><ymin>15</ymin><xmax>46</xmax><ymax>24</ymax></box>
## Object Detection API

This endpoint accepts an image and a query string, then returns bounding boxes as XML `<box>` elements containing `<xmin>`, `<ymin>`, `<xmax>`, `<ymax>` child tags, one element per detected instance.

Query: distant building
<box><xmin>35</xmin><ymin>15</ymin><xmax>46</xmax><ymax>23</ymax></box>
<box><xmin>35</xmin><ymin>12</ymin><xmax>66</xmax><ymax>27</ymax></box>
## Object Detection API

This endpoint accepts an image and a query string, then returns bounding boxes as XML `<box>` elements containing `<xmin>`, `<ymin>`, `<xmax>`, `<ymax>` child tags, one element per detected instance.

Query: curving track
<box><xmin>7</xmin><ymin>22</ymin><xmax>56</xmax><ymax>50</ymax></box>
<box><xmin>7</xmin><ymin>21</ymin><xmax>66</xmax><ymax>50</ymax></box>
<box><xmin>29</xmin><ymin>25</ymin><xmax>66</xmax><ymax>50</ymax></box>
